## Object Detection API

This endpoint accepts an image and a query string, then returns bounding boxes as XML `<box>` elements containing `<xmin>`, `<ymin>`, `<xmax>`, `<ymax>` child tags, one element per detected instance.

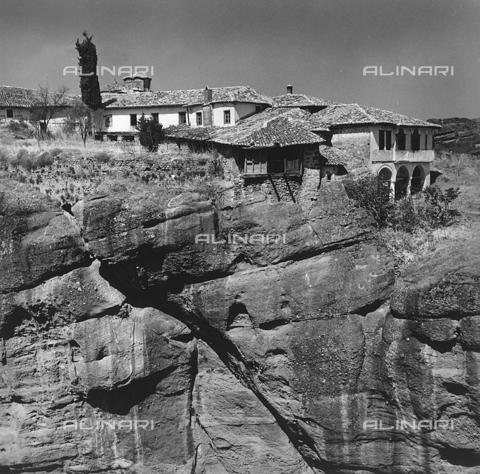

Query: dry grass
<box><xmin>0</xmin><ymin>126</ymin><xmax>220</xmax><ymax>209</ymax></box>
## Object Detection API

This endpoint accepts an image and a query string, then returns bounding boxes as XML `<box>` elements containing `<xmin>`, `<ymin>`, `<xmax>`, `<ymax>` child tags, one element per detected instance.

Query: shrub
<box><xmin>344</xmin><ymin>175</ymin><xmax>393</xmax><ymax>228</ymax></box>
<box><xmin>423</xmin><ymin>186</ymin><xmax>461</xmax><ymax>228</ymax></box>
<box><xmin>7</xmin><ymin>120</ymin><xmax>30</xmax><ymax>133</ymax></box>
<box><xmin>0</xmin><ymin>149</ymin><xmax>9</xmax><ymax>168</ymax></box>
<box><xmin>345</xmin><ymin>175</ymin><xmax>460</xmax><ymax>233</ymax></box>
<box><xmin>14</xmin><ymin>148</ymin><xmax>34</xmax><ymax>171</ymax></box>
<box><xmin>50</xmin><ymin>147</ymin><xmax>63</xmax><ymax>158</ymax></box>
<box><xmin>389</xmin><ymin>197</ymin><xmax>426</xmax><ymax>233</ymax></box>
<box><xmin>206</xmin><ymin>154</ymin><xmax>224</xmax><ymax>178</ymax></box>
<box><xmin>136</xmin><ymin>114</ymin><xmax>165</xmax><ymax>152</ymax></box>
<box><xmin>36</xmin><ymin>151</ymin><xmax>53</xmax><ymax>168</ymax></box>
<box><xmin>93</xmin><ymin>151</ymin><xmax>111</xmax><ymax>164</ymax></box>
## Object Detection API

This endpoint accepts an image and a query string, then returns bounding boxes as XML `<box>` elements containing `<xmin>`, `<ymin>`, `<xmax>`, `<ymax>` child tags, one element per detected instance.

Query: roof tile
<box><xmin>165</xmin><ymin>107</ymin><xmax>327</xmax><ymax>148</ymax></box>
<box><xmin>103</xmin><ymin>85</ymin><xmax>272</xmax><ymax>108</ymax></box>
<box><xmin>312</xmin><ymin>103</ymin><xmax>441</xmax><ymax>129</ymax></box>
<box><xmin>272</xmin><ymin>93</ymin><xmax>337</xmax><ymax>108</ymax></box>
<box><xmin>0</xmin><ymin>85</ymin><xmax>77</xmax><ymax>108</ymax></box>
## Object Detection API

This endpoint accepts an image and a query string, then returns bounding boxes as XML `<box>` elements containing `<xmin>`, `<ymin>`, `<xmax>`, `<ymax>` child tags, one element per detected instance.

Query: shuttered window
<box><xmin>244</xmin><ymin>148</ymin><xmax>301</xmax><ymax>175</ymax></box>
<box><xmin>244</xmin><ymin>149</ymin><xmax>267</xmax><ymax>174</ymax></box>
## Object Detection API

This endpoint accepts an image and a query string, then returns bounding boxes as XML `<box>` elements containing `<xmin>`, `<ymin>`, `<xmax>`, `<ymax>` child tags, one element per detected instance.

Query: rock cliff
<box><xmin>1</xmin><ymin>178</ymin><xmax>479</xmax><ymax>474</ymax></box>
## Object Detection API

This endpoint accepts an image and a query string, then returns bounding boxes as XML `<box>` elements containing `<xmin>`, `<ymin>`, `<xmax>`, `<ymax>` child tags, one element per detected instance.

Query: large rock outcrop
<box><xmin>1</xmin><ymin>179</ymin><xmax>479</xmax><ymax>473</ymax></box>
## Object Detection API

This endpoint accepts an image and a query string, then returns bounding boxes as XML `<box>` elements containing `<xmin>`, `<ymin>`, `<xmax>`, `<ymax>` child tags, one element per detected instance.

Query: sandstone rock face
<box><xmin>1</xmin><ymin>178</ymin><xmax>480</xmax><ymax>473</ymax></box>
<box><xmin>0</xmin><ymin>184</ymin><xmax>87</xmax><ymax>295</ymax></box>
<box><xmin>391</xmin><ymin>237</ymin><xmax>480</xmax><ymax>319</ymax></box>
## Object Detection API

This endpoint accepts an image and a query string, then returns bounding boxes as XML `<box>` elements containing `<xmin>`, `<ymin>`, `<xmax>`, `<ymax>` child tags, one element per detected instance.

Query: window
<box><xmin>268</xmin><ymin>150</ymin><xmax>286</xmax><ymax>174</ymax></box>
<box><xmin>196</xmin><ymin>112</ymin><xmax>203</xmax><ymax>126</ymax></box>
<box><xmin>178</xmin><ymin>112</ymin><xmax>187</xmax><ymax>125</ymax></box>
<box><xmin>244</xmin><ymin>148</ymin><xmax>301</xmax><ymax>175</ymax></box>
<box><xmin>269</xmin><ymin>147</ymin><xmax>300</xmax><ymax>174</ymax></box>
<box><xmin>104</xmin><ymin>115</ymin><xmax>111</xmax><ymax>128</ymax></box>
<box><xmin>6</xmin><ymin>109</ymin><xmax>13</xmax><ymax>118</ymax></box>
<box><xmin>224</xmin><ymin>110</ymin><xmax>231</xmax><ymax>124</ymax></box>
<box><xmin>411</xmin><ymin>129</ymin><xmax>420</xmax><ymax>151</ymax></box>
<box><xmin>244</xmin><ymin>149</ymin><xmax>267</xmax><ymax>174</ymax></box>
<box><xmin>379</xmin><ymin>130</ymin><xmax>392</xmax><ymax>150</ymax></box>
<box><xmin>130</xmin><ymin>114</ymin><xmax>137</xmax><ymax>126</ymax></box>
<box><xmin>152</xmin><ymin>113</ymin><xmax>159</xmax><ymax>122</ymax></box>
<box><xmin>396</xmin><ymin>129</ymin><xmax>406</xmax><ymax>150</ymax></box>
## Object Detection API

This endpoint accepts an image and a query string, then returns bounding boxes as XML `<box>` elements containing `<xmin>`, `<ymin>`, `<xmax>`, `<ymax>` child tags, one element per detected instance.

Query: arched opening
<box><xmin>395</xmin><ymin>166</ymin><xmax>410</xmax><ymax>199</ymax></box>
<box><xmin>378</xmin><ymin>167</ymin><xmax>392</xmax><ymax>183</ymax></box>
<box><xmin>411</xmin><ymin>165</ymin><xmax>425</xmax><ymax>194</ymax></box>
<box><xmin>378</xmin><ymin>167</ymin><xmax>393</xmax><ymax>201</ymax></box>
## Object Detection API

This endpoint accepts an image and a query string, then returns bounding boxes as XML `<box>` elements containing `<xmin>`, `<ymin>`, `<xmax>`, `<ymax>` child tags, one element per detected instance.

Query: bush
<box><xmin>7</xmin><ymin>120</ymin><xmax>30</xmax><ymax>133</ymax></box>
<box><xmin>36</xmin><ymin>151</ymin><xmax>53</xmax><ymax>168</ymax></box>
<box><xmin>8</xmin><ymin>149</ymin><xmax>55</xmax><ymax>171</ymax></box>
<box><xmin>93</xmin><ymin>151</ymin><xmax>111</xmax><ymax>164</ymax></box>
<box><xmin>423</xmin><ymin>186</ymin><xmax>461</xmax><ymax>228</ymax></box>
<box><xmin>0</xmin><ymin>149</ymin><xmax>9</xmax><ymax>168</ymax></box>
<box><xmin>344</xmin><ymin>175</ymin><xmax>393</xmax><ymax>227</ymax></box>
<box><xmin>50</xmin><ymin>147</ymin><xmax>63</xmax><ymax>158</ymax></box>
<box><xmin>136</xmin><ymin>114</ymin><xmax>165</xmax><ymax>152</ymax></box>
<box><xmin>345</xmin><ymin>175</ymin><xmax>460</xmax><ymax>232</ymax></box>
<box><xmin>206</xmin><ymin>154</ymin><xmax>224</xmax><ymax>178</ymax></box>
<box><xmin>14</xmin><ymin>148</ymin><xmax>34</xmax><ymax>171</ymax></box>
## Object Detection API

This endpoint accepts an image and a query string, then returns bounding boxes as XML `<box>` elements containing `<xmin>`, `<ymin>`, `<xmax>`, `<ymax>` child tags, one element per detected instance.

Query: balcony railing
<box><xmin>371</xmin><ymin>149</ymin><xmax>435</xmax><ymax>163</ymax></box>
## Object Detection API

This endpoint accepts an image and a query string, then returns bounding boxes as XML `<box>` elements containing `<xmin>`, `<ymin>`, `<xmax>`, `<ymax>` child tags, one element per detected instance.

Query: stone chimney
<box><xmin>204</xmin><ymin>86</ymin><xmax>213</xmax><ymax>104</ymax></box>
<box><xmin>202</xmin><ymin>86</ymin><xmax>213</xmax><ymax>126</ymax></box>
<box><xmin>142</xmin><ymin>76</ymin><xmax>152</xmax><ymax>92</ymax></box>
<box><xmin>123</xmin><ymin>75</ymin><xmax>152</xmax><ymax>92</ymax></box>
<box><xmin>286</xmin><ymin>84</ymin><xmax>293</xmax><ymax>94</ymax></box>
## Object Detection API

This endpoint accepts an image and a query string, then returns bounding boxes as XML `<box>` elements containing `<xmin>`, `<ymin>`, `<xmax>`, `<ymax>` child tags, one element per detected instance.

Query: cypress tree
<box><xmin>75</xmin><ymin>31</ymin><xmax>102</xmax><ymax>111</ymax></box>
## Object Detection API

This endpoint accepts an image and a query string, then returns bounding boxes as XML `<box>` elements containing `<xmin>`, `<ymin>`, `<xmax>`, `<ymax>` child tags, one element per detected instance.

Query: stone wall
<box><xmin>233</xmin><ymin>175</ymin><xmax>302</xmax><ymax>203</ymax></box>
<box><xmin>229</xmin><ymin>145</ymin><xmax>316</xmax><ymax>203</ymax></box>
<box><xmin>331</xmin><ymin>127</ymin><xmax>371</xmax><ymax>175</ymax></box>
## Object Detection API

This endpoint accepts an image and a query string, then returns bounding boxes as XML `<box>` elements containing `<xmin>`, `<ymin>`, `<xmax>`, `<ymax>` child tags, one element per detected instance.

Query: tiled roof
<box><xmin>165</xmin><ymin>107</ymin><xmax>327</xmax><ymax>148</ymax></box>
<box><xmin>272</xmin><ymin>93</ymin><xmax>337</xmax><ymax>108</ymax></box>
<box><xmin>318</xmin><ymin>144</ymin><xmax>346</xmax><ymax>165</ymax></box>
<box><xmin>164</xmin><ymin>125</ymin><xmax>222</xmax><ymax>141</ymax></box>
<box><xmin>312</xmin><ymin>103</ymin><xmax>441</xmax><ymax>129</ymax></box>
<box><xmin>0</xmin><ymin>86</ymin><xmax>77</xmax><ymax>108</ymax></box>
<box><xmin>185</xmin><ymin>86</ymin><xmax>272</xmax><ymax>106</ymax></box>
<box><xmin>102</xmin><ymin>86</ymin><xmax>272</xmax><ymax>109</ymax></box>
<box><xmin>0</xmin><ymin>86</ymin><xmax>44</xmax><ymax>108</ymax></box>
<box><xmin>100</xmin><ymin>80</ymin><xmax>126</xmax><ymax>93</ymax></box>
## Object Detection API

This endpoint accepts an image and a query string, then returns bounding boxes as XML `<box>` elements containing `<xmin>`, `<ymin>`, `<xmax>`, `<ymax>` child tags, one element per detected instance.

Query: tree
<box><xmin>30</xmin><ymin>85</ymin><xmax>70</xmax><ymax>140</ymax></box>
<box><xmin>65</xmin><ymin>99</ymin><xmax>92</xmax><ymax>145</ymax></box>
<box><xmin>136</xmin><ymin>114</ymin><xmax>165</xmax><ymax>152</ymax></box>
<box><xmin>75</xmin><ymin>31</ymin><xmax>102</xmax><ymax>111</ymax></box>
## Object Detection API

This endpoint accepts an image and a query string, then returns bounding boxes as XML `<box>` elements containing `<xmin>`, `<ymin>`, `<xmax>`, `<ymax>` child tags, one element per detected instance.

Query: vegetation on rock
<box><xmin>345</xmin><ymin>175</ymin><xmax>460</xmax><ymax>232</ymax></box>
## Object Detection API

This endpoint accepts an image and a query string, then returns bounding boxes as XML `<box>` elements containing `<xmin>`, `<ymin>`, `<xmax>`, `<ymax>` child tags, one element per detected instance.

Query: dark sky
<box><xmin>1</xmin><ymin>0</ymin><xmax>479</xmax><ymax>119</ymax></box>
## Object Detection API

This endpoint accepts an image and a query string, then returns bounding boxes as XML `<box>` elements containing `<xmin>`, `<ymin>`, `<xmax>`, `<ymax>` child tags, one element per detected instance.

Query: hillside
<box><xmin>429</xmin><ymin>116</ymin><xmax>480</xmax><ymax>155</ymax></box>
